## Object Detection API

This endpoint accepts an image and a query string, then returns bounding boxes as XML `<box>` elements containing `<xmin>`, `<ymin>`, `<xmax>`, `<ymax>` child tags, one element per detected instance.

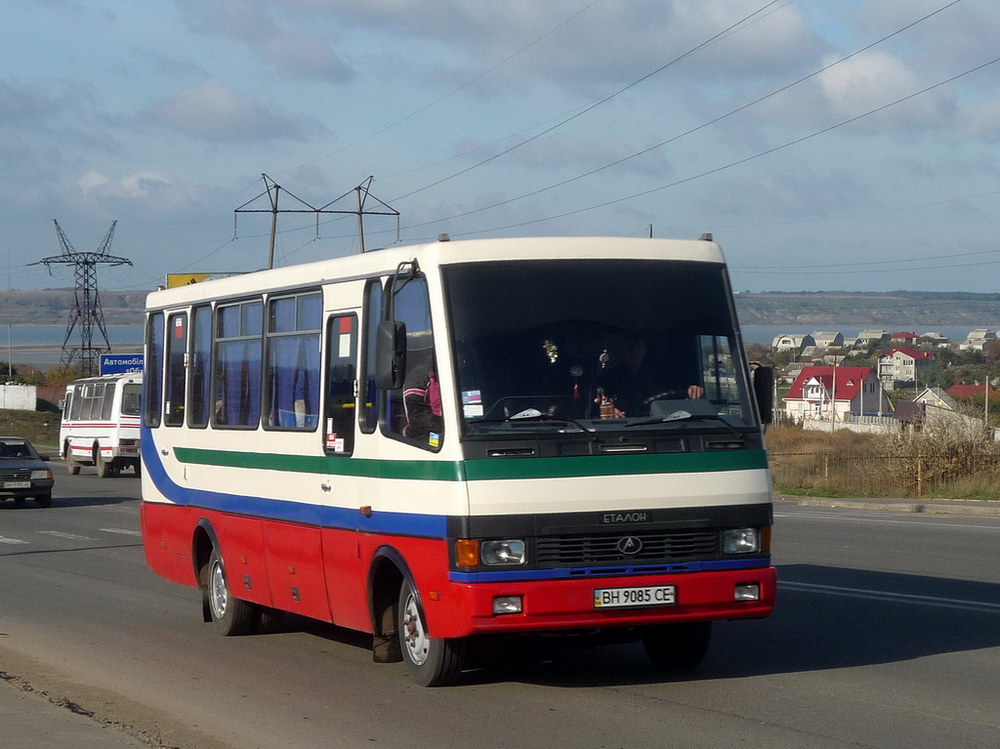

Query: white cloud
<box><xmin>144</xmin><ymin>80</ymin><xmax>318</xmax><ymax>142</ymax></box>
<box><xmin>816</xmin><ymin>50</ymin><xmax>955</xmax><ymax>130</ymax></box>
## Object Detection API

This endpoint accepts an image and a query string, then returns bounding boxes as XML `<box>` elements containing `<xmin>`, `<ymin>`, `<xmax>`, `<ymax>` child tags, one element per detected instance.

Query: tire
<box><xmin>65</xmin><ymin>443</ymin><xmax>80</xmax><ymax>475</ymax></box>
<box><xmin>397</xmin><ymin>580</ymin><xmax>465</xmax><ymax>687</ymax></box>
<box><xmin>95</xmin><ymin>448</ymin><xmax>112</xmax><ymax>479</ymax></box>
<box><xmin>34</xmin><ymin>493</ymin><xmax>52</xmax><ymax>508</ymax></box>
<box><xmin>206</xmin><ymin>548</ymin><xmax>258</xmax><ymax>636</ymax></box>
<box><xmin>641</xmin><ymin>621</ymin><xmax>712</xmax><ymax>671</ymax></box>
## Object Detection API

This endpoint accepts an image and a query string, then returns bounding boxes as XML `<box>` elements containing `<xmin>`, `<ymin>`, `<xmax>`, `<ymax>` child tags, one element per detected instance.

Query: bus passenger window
<box><xmin>324</xmin><ymin>314</ymin><xmax>357</xmax><ymax>454</ymax></box>
<box><xmin>188</xmin><ymin>305</ymin><xmax>212</xmax><ymax>428</ymax></box>
<box><xmin>145</xmin><ymin>312</ymin><xmax>165</xmax><ymax>428</ymax></box>
<box><xmin>265</xmin><ymin>292</ymin><xmax>321</xmax><ymax>430</ymax></box>
<box><xmin>214</xmin><ymin>300</ymin><xmax>263</xmax><ymax>428</ymax></box>
<box><xmin>385</xmin><ymin>277</ymin><xmax>443</xmax><ymax>451</ymax></box>
<box><xmin>164</xmin><ymin>312</ymin><xmax>187</xmax><ymax>426</ymax></box>
<box><xmin>102</xmin><ymin>383</ymin><xmax>117</xmax><ymax>420</ymax></box>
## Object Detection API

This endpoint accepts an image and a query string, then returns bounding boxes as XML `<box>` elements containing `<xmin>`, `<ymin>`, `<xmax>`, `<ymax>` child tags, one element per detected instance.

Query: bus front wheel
<box><xmin>207</xmin><ymin>549</ymin><xmax>257</xmax><ymax>636</ymax></box>
<box><xmin>641</xmin><ymin>621</ymin><xmax>712</xmax><ymax>671</ymax></box>
<box><xmin>397</xmin><ymin>581</ymin><xmax>465</xmax><ymax>687</ymax></box>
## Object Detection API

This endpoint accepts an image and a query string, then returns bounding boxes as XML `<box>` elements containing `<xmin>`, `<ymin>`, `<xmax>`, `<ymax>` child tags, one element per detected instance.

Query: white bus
<box><xmin>140</xmin><ymin>236</ymin><xmax>775</xmax><ymax>686</ymax></box>
<box><xmin>60</xmin><ymin>372</ymin><xmax>142</xmax><ymax>477</ymax></box>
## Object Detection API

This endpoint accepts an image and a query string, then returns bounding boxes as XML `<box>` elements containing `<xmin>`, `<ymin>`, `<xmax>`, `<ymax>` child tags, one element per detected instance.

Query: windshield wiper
<box><xmin>477</xmin><ymin>407</ymin><xmax>594</xmax><ymax>433</ymax></box>
<box><xmin>624</xmin><ymin>409</ymin><xmax>744</xmax><ymax>437</ymax></box>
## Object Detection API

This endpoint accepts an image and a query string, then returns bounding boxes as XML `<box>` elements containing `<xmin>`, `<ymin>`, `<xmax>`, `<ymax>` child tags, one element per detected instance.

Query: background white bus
<box><xmin>60</xmin><ymin>372</ymin><xmax>142</xmax><ymax>477</ymax></box>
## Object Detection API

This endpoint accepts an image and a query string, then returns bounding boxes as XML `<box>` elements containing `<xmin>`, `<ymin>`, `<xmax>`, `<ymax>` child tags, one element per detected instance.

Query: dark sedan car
<box><xmin>0</xmin><ymin>437</ymin><xmax>54</xmax><ymax>508</ymax></box>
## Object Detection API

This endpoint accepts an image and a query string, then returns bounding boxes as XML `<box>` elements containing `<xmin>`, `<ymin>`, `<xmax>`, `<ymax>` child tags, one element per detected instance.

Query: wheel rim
<box><xmin>401</xmin><ymin>591</ymin><xmax>429</xmax><ymax>666</ymax></box>
<box><xmin>210</xmin><ymin>560</ymin><xmax>229</xmax><ymax>620</ymax></box>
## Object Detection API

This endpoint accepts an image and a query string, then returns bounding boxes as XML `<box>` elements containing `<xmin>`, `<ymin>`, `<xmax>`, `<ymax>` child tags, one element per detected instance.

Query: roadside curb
<box><xmin>776</xmin><ymin>495</ymin><xmax>1000</xmax><ymax>517</ymax></box>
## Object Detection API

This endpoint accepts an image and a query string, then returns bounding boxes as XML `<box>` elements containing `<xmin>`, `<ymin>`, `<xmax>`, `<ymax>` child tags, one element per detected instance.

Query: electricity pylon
<box><xmin>33</xmin><ymin>220</ymin><xmax>133</xmax><ymax>377</ymax></box>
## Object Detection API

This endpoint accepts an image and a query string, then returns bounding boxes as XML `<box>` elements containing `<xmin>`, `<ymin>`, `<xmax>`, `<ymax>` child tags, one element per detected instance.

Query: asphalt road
<box><xmin>2</xmin><ymin>473</ymin><xmax>999</xmax><ymax>748</ymax></box>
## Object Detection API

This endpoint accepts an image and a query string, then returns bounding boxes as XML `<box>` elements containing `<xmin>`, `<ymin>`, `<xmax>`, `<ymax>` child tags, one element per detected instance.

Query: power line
<box><xmin>390</xmin><ymin>0</ymin><xmax>786</xmax><ymax>202</ymax></box>
<box><xmin>438</xmin><ymin>51</ymin><xmax>1000</xmax><ymax>240</ymax></box>
<box><xmin>397</xmin><ymin>0</ymin><xmax>965</xmax><ymax>231</ymax></box>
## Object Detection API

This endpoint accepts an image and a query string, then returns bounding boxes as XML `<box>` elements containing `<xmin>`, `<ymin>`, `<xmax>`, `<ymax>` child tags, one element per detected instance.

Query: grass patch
<box><xmin>0</xmin><ymin>409</ymin><xmax>61</xmax><ymax>450</ymax></box>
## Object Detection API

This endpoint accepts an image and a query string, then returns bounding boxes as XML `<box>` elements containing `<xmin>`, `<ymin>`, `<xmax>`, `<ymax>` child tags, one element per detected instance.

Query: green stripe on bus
<box><xmin>172</xmin><ymin>446</ymin><xmax>767</xmax><ymax>481</ymax></box>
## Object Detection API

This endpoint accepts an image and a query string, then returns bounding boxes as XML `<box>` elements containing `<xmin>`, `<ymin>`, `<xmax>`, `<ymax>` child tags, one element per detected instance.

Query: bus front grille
<box><xmin>536</xmin><ymin>530</ymin><xmax>717</xmax><ymax>566</ymax></box>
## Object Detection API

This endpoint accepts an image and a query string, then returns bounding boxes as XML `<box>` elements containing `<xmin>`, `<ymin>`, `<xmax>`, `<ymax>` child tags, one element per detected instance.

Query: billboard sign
<box><xmin>100</xmin><ymin>354</ymin><xmax>144</xmax><ymax>375</ymax></box>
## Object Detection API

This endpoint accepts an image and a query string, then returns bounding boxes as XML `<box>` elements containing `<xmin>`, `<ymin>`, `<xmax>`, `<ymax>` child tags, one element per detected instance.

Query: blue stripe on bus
<box><xmin>447</xmin><ymin>557</ymin><xmax>771</xmax><ymax>583</ymax></box>
<box><xmin>141</xmin><ymin>427</ymin><xmax>448</xmax><ymax>537</ymax></box>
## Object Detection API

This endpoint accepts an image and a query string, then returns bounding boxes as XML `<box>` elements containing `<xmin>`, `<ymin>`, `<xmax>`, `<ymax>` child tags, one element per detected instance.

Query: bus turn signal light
<box><xmin>456</xmin><ymin>539</ymin><xmax>479</xmax><ymax>568</ymax></box>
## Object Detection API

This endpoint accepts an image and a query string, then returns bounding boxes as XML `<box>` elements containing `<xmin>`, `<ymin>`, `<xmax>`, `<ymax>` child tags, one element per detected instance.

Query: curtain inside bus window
<box><xmin>145</xmin><ymin>312</ymin><xmax>165</xmax><ymax>427</ymax></box>
<box><xmin>189</xmin><ymin>305</ymin><xmax>212</xmax><ymax>428</ymax></box>
<box><xmin>266</xmin><ymin>292</ymin><xmax>321</xmax><ymax>430</ymax></box>
<box><xmin>360</xmin><ymin>279</ymin><xmax>382</xmax><ymax>434</ymax></box>
<box><xmin>165</xmin><ymin>312</ymin><xmax>188</xmax><ymax>426</ymax></box>
<box><xmin>324</xmin><ymin>313</ymin><xmax>357</xmax><ymax>454</ymax></box>
<box><xmin>102</xmin><ymin>383</ymin><xmax>116</xmax><ymax>420</ymax></box>
<box><xmin>214</xmin><ymin>300</ymin><xmax>262</xmax><ymax>428</ymax></box>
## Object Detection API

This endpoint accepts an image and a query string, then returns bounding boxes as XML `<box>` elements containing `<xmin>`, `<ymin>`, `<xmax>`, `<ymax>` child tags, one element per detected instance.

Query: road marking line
<box><xmin>0</xmin><ymin>536</ymin><xmax>29</xmax><ymax>544</ymax></box>
<box><xmin>98</xmin><ymin>528</ymin><xmax>142</xmax><ymax>537</ymax></box>
<box><xmin>780</xmin><ymin>580</ymin><xmax>1000</xmax><ymax>614</ymax></box>
<box><xmin>39</xmin><ymin>531</ymin><xmax>96</xmax><ymax>541</ymax></box>
<box><xmin>774</xmin><ymin>512</ymin><xmax>1000</xmax><ymax>530</ymax></box>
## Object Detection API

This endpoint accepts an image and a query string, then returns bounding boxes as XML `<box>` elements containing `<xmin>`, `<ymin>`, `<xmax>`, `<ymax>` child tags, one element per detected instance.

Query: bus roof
<box><xmin>146</xmin><ymin>236</ymin><xmax>725</xmax><ymax>310</ymax></box>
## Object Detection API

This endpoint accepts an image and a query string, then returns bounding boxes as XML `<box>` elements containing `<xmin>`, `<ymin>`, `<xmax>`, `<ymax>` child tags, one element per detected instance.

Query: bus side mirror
<box><xmin>375</xmin><ymin>320</ymin><xmax>407</xmax><ymax>390</ymax></box>
<box><xmin>751</xmin><ymin>365</ymin><xmax>774</xmax><ymax>425</ymax></box>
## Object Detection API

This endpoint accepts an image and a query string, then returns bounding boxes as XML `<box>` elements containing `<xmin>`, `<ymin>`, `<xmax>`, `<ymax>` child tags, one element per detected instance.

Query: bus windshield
<box><xmin>443</xmin><ymin>259</ymin><xmax>755</xmax><ymax>435</ymax></box>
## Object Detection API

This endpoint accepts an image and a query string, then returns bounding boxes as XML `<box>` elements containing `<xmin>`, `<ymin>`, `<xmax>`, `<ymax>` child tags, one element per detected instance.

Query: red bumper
<box><xmin>427</xmin><ymin>566</ymin><xmax>776</xmax><ymax>638</ymax></box>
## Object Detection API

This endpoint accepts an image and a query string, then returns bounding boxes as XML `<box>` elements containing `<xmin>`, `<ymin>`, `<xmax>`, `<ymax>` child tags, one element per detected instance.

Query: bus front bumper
<box><xmin>428</xmin><ymin>566</ymin><xmax>776</xmax><ymax>638</ymax></box>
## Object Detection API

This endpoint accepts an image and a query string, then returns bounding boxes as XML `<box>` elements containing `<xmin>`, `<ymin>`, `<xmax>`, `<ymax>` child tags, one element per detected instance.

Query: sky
<box><xmin>4</xmin><ymin>0</ymin><xmax>1000</xmax><ymax>294</ymax></box>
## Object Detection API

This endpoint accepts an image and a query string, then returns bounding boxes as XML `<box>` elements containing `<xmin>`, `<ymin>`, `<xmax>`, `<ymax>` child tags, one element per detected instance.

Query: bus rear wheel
<box><xmin>207</xmin><ymin>549</ymin><xmax>257</xmax><ymax>636</ymax></box>
<box><xmin>397</xmin><ymin>581</ymin><xmax>465</xmax><ymax>687</ymax></box>
<box><xmin>641</xmin><ymin>621</ymin><xmax>712</xmax><ymax>671</ymax></box>
<box><xmin>95</xmin><ymin>448</ymin><xmax>112</xmax><ymax>478</ymax></box>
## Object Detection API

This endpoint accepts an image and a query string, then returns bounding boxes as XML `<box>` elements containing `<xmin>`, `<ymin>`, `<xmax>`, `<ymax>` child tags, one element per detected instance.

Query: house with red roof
<box><xmin>890</xmin><ymin>331</ymin><xmax>919</xmax><ymax>345</ymax></box>
<box><xmin>783</xmin><ymin>365</ymin><xmax>891</xmax><ymax>423</ymax></box>
<box><xmin>945</xmin><ymin>383</ymin><xmax>996</xmax><ymax>399</ymax></box>
<box><xmin>877</xmin><ymin>347</ymin><xmax>935</xmax><ymax>389</ymax></box>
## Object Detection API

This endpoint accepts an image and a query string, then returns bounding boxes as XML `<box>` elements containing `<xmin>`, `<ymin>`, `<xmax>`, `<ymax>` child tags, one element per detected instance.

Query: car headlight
<box><xmin>481</xmin><ymin>539</ymin><xmax>527</xmax><ymax>566</ymax></box>
<box><xmin>31</xmin><ymin>469</ymin><xmax>53</xmax><ymax>480</ymax></box>
<box><xmin>722</xmin><ymin>527</ymin><xmax>759</xmax><ymax>554</ymax></box>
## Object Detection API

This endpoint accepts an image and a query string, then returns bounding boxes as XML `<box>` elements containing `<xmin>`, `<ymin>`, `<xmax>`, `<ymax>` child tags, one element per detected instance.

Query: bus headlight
<box><xmin>481</xmin><ymin>539</ymin><xmax>527</xmax><ymax>566</ymax></box>
<box><xmin>722</xmin><ymin>528</ymin><xmax>759</xmax><ymax>554</ymax></box>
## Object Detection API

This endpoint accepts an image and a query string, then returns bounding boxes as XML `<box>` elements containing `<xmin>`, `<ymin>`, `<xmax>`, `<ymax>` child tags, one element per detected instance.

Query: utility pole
<box><xmin>235</xmin><ymin>175</ymin><xmax>399</xmax><ymax>267</ymax></box>
<box><xmin>31</xmin><ymin>220</ymin><xmax>132</xmax><ymax>377</ymax></box>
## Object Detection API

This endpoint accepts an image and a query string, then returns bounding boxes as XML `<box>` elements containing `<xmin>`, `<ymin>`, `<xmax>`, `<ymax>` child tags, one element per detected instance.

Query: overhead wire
<box><xmin>436</xmin><ymin>52</ymin><xmax>1000</xmax><ymax>240</ymax></box>
<box><xmin>395</xmin><ymin>0</ymin><xmax>965</xmax><ymax>231</ymax></box>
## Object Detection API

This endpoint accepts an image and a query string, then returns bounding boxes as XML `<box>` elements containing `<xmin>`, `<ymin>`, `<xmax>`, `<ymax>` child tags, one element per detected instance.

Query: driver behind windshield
<box><xmin>596</xmin><ymin>337</ymin><xmax>704</xmax><ymax>418</ymax></box>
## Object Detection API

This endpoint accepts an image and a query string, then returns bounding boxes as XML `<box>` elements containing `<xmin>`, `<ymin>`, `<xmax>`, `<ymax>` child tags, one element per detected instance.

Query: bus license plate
<box><xmin>594</xmin><ymin>585</ymin><xmax>676</xmax><ymax>609</ymax></box>
<box><xmin>3</xmin><ymin>481</ymin><xmax>31</xmax><ymax>489</ymax></box>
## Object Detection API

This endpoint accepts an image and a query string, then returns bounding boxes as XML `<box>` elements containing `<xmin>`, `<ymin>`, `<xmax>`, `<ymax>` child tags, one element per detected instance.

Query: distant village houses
<box><xmin>958</xmin><ymin>329</ymin><xmax>997</xmax><ymax>351</ymax></box>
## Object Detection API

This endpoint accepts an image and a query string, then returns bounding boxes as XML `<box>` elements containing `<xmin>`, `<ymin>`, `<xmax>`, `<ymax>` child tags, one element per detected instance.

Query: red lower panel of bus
<box><xmin>140</xmin><ymin>503</ymin><xmax>775</xmax><ymax>640</ymax></box>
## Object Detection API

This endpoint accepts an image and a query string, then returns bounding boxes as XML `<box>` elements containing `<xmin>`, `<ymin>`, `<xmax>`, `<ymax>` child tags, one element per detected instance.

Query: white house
<box><xmin>783</xmin><ymin>366</ymin><xmax>891</xmax><ymax>423</ymax></box>
<box><xmin>811</xmin><ymin>331</ymin><xmax>844</xmax><ymax>349</ymax></box>
<box><xmin>877</xmin><ymin>347</ymin><xmax>935</xmax><ymax>389</ymax></box>
<box><xmin>959</xmin><ymin>329</ymin><xmax>997</xmax><ymax>351</ymax></box>
<box><xmin>771</xmin><ymin>333</ymin><xmax>815</xmax><ymax>353</ymax></box>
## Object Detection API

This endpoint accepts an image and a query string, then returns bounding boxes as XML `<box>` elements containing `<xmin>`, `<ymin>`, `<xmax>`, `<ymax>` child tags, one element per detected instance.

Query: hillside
<box><xmin>0</xmin><ymin>288</ymin><xmax>149</xmax><ymax>325</ymax></box>
<box><xmin>3</xmin><ymin>289</ymin><xmax>1000</xmax><ymax>328</ymax></box>
<box><xmin>734</xmin><ymin>291</ymin><xmax>1000</xmax><ymax>327</ymax></box>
